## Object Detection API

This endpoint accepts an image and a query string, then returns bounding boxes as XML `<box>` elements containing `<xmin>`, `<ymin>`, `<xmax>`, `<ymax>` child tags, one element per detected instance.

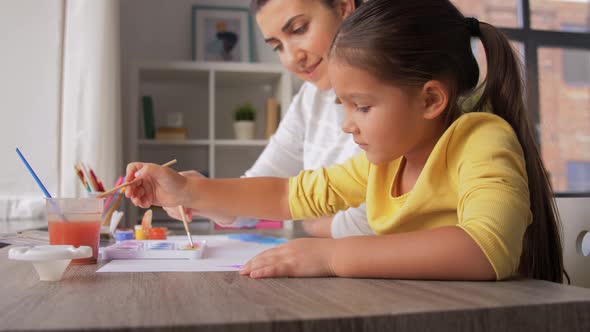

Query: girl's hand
<box><xmin>162</xmin><ymin>170</ymin><xmax>237</xmax><ymax>226</ymax></box>
<box><xmin>239</xmin><ymin>238</ymin><xmax>337</xmax><ymax>278</ymax></box>
<box><xmin>165</xmin><ymin>205</ymin><xmax>194</xmax><ymax>221</ymax></box>
<box><xmin>162</xmin><ymin>170</ymin><xmax>204</xmax><ymax>221</ymax></box>
<box><xmin>125</xmin><ymin>162</ymin><xmax>189</xmax><ymax>209</ymax></box>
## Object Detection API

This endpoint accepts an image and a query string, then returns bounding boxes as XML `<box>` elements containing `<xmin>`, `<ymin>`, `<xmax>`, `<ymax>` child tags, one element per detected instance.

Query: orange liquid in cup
<box><xmin>48</xmin><ymin>220</ymin><xmax>101</xmax><ymax>264</ymax></box>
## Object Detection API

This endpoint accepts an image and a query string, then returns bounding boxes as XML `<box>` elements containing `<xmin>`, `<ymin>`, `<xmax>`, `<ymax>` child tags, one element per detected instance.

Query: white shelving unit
<box><xmin>128</xmin><ymin>61</ymin><xmax>293</xmax><ymax>225</ymax></box>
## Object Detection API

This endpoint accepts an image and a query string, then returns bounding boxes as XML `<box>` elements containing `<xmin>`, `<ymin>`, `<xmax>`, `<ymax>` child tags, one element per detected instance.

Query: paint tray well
<box><xmin>102</xmin><ymin>240</ymin><xmax>206</xmax><ymax>260</ymax></box>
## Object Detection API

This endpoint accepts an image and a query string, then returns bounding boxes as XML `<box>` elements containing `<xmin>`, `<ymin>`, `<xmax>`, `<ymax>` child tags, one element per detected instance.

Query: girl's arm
<box><xmin>302</xmin><ymin>216</ymin><xmax>334</xmax><ymax>237</ymax></box>
<box><xmin>331</xmin><ymin>203</ymin><xmax>374</xmax><ymax>238</ymax></box>
<box><xmin>162</xmin><ymin>171</ymin><xmax>238</xmax><ymax>225</ymax></box>
<box><xmin>331</xmin><ymin>226</ymin><xmax>496</xmax><ymax>280</ymax></box>
<box><xmin>241</xmin><ymin>225</ymin><xmax>496</xmax><ymax>280</ymax></box>
<box><xmin>184</xmin><ymin>177</ymin><xmax>292</xmax><ymax>221</ymax></box>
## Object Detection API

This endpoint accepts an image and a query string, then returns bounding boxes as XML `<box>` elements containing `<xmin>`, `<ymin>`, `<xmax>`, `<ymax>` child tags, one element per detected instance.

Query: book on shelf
<box><xmin>142</xmin><ymin>96</ymin><xmax>155</xmax><ymax>139</ymax></box>
<box><xmin>155</xmin><ymin>127</ymin><xmax>188</xmax><ymax>140</ymax></box>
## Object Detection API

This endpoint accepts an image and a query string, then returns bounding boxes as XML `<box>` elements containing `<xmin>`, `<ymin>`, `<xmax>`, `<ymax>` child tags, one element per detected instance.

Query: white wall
<box><xmin>0</xmin><ymin>0</ymin><xmax>63</xmax><ymax>219</ymax></box>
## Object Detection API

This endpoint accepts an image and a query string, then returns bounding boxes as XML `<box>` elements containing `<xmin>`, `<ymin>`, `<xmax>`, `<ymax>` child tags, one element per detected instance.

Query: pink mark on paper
<box><xmin>219</xmin><ymin>265</ymin><xmax>243</xmax><ymax>269</ymax></box>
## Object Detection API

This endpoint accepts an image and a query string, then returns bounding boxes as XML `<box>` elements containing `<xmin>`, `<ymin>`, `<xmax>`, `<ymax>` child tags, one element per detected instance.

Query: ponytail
<box><xmin>473</xmin><ymin>22</ymin><xmax>567</xmax><ymax>283</ymax></box>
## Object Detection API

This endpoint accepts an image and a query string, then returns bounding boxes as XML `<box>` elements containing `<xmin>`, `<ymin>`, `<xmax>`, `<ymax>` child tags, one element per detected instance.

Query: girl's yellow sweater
<box><xmin>289</xmin><ymin>112</ymin><xmax>531</xmax><ymax>280</ymax></box>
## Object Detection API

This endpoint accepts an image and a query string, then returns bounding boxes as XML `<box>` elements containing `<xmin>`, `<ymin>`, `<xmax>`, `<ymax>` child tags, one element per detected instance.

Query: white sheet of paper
<box><xmin>96</xmin><ymin>234</ymin><xmax>282</xmax><ymax>273</ymax></box>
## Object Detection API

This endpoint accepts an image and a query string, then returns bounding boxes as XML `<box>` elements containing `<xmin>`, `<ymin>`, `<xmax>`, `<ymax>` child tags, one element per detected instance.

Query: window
<box><xmin>531</xmin><ymin>0</ymin><xmax>590</xmax><ymax>32</ymax></box>
<box><xmin>453</xmin><ymin>0</ymin><xmax>520</xmax><ymax>28</ymax></box>
<box><xmin>452</xmin><ymin>0</ymin><xmax>590</xmax><ymax>194</ymax></box>
<box><xmin>562</xmin><ymin>48</ymin><xmax>590</xmax><ymax>85</ymax></box>
<box><xmin>567</xmin><ymin>161</ymin><xmax>590</xmax><ymax>191</ymax></box>
<box><xmin>539</xmin><ymin>47</ymin><xmax>590</xmax><ymax>192</ymax></box>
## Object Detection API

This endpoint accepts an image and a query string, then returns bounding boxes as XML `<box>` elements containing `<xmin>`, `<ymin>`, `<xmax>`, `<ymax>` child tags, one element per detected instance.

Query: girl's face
<box><xmin>256</xmin><ymin>0</ymin><xmax>353</xmax><ymax>90</ymax></box>
<box><xmin>329</xmin><ymin>60</ymin><xmax>444</xmax><ymax>165</ymax></box>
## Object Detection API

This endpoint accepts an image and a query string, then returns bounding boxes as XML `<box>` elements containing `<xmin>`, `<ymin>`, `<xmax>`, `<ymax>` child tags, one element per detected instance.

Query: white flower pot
<box><xmin>234</xmin><ymin>121</ymin><xmax>255</xmax><ymax>140</ymax></box>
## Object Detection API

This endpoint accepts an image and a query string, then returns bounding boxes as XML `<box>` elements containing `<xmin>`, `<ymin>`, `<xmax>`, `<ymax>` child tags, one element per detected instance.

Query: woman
<box><xmin>165</xmin><ymin>0</ymin><xmax>372</xmax><ymax>238</ymax></box>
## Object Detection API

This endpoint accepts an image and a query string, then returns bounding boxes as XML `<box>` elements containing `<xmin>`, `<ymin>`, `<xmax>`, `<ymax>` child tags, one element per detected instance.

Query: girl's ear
<box><xmin>421</xmin><ymin>80</ymin><xmax>449</xmax><ymax>120</ymax></box>
<box><xmin>336</xmin><ymin>0</ymin><xmax>356</xmax><ymax>19</ymax></box>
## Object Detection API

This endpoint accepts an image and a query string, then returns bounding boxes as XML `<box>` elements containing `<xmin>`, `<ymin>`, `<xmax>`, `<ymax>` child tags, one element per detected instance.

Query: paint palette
<box><xmin>102</xmin><ymin>240</ymin><xmax>206</xmax><ymax>260</ymax></box>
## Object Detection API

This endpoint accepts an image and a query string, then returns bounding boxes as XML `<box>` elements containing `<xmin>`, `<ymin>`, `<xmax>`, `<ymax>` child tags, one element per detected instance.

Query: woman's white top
<box><xmin>243</xmin><ymin>82</ymin><xmax>374</xmax><ymax>238</ymax></box>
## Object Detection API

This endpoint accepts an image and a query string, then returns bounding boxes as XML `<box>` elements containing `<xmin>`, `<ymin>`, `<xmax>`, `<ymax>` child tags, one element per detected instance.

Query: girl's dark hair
<box><xmin>251</xmin><ymin>0</ymin><xmax>363</xmax><ymax>13</ymax></box>
<box><xmin>330</xmin><ymin>0</ymin><xmax>566</xmax><ymax>283</ymax></box>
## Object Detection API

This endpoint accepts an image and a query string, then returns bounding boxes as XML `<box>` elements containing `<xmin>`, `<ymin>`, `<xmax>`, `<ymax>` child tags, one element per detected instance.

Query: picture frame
<box><xmin>191</xmin><ymin>5</ymin><xmax>254</xmax><ymax>62</ymax></box>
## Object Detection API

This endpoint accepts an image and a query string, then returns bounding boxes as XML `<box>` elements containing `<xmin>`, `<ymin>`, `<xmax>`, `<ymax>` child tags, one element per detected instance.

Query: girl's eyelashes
<box><xmin>272</xmin><ymin>44</ymin><xmax>282</xmax><ymax>52</ymax></box>
<box><xmin>338</xmin><ymin>100</ymin><xmax>370</xmax><ymax>113</ymax></box>
<box><xmin>356</xmin><ymin>105</ymin><xmax>371</xmax><ymax>113</ymax></box>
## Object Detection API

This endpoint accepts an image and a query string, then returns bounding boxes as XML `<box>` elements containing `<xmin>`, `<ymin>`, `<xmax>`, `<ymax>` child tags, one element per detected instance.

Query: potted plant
<box><xmin>233</xmin><ymin>103</ymin><xmax>256</xmax><ymax>140</ymax></box>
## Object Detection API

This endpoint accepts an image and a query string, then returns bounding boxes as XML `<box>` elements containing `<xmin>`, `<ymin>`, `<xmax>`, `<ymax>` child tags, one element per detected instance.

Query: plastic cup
<box><xmin>46</xmin><ymin>198</ymin><xmax>104</xmax><ymax>264</ymax></box>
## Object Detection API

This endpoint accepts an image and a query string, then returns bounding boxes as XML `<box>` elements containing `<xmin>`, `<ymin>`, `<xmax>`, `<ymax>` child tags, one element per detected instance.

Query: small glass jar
<box><xmin>149</xmin><ymin>227</ymin><xmax>167</xmax><ymax>240</ymax></box>
<box><xmin>134</xmin><ymin>225</ymin><xmax>148</xmax><ymax>240</ymax></box>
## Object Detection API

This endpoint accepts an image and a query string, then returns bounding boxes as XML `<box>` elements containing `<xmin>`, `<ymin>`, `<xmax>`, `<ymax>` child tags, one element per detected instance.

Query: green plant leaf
<box><xmin>234</xmin><ymin>103</ymin><xmax>256</xmax><ymax>121</ymax></box>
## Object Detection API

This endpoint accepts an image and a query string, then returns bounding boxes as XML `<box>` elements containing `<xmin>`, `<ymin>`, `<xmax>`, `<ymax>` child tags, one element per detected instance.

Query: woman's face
<box><xmin>256</xmin><ymin>0</ymin><xmax>354</xmax><ymax>90</ymax></box>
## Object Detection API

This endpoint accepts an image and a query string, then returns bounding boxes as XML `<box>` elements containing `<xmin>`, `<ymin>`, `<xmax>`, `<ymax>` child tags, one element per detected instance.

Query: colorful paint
<box><xmin>148</xmin><ymin>241</ymin><xmax>175</xmax><ymax>250</ymax></box>
<box><xmin>227</xmin><ymin>234</ymin><xmax>287</xmax><ymax>245</ymax></box>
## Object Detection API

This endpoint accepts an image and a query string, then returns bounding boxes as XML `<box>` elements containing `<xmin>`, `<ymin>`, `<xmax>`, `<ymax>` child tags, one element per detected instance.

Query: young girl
<box><xmin>163</xmin><ymin>0</ymin><xmax>374</xmax><ymax>239</ymax></box>
<box><xmin>125</xmin><ymin>0</ymin><xmax>566</xmax><ymax>282</ymax></box>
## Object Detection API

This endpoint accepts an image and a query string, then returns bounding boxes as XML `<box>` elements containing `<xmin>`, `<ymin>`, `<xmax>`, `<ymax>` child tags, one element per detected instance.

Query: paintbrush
<box><xmin>178</xmin><ymin>206</ymin><xmax>194</xmax><ymax>247</ymax></box>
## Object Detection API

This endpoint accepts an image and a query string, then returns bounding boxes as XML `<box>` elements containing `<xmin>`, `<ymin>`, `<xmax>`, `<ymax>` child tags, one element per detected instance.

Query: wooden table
<box><xmin>1</xmin><ymin>245</ymin><xmax>590</xmax><ymax>332</ymax></box>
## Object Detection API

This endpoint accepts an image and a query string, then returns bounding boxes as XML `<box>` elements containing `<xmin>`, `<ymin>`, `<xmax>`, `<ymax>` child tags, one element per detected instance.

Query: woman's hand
<box><xmin>239</xmin><ymin>238</ymin><xmax>337</xmax><ymax>278</ymax></box>
<box><xmin>125</xmin><ymin>162</ymin><xmax>189</xmax><ymax>208</ymax></box>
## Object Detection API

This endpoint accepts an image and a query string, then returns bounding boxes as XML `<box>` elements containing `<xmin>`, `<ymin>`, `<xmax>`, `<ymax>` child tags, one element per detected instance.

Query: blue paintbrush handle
<box><xmin>16</xmin><ymin>148</ymin><xmax>52</xmax><ymax>198</ymax></box>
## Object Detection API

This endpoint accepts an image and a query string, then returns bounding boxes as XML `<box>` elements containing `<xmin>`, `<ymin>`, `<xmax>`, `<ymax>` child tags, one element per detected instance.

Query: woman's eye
<box><xmin>293</xmin><ymin>24</ymin><xmax>307</xmax><ymax>34</ymax></box>
<box><xmin>272</xmin><ymin>45</ymin><xmax>283</xmax><ymax>52</ymax></box>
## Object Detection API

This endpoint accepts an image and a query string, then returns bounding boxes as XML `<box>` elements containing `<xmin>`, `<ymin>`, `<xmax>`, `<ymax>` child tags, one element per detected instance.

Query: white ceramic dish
<box><xmin>8</xmin><ymin>245</ymin><xmax>92</xmax><ymax>281</ymax></box>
